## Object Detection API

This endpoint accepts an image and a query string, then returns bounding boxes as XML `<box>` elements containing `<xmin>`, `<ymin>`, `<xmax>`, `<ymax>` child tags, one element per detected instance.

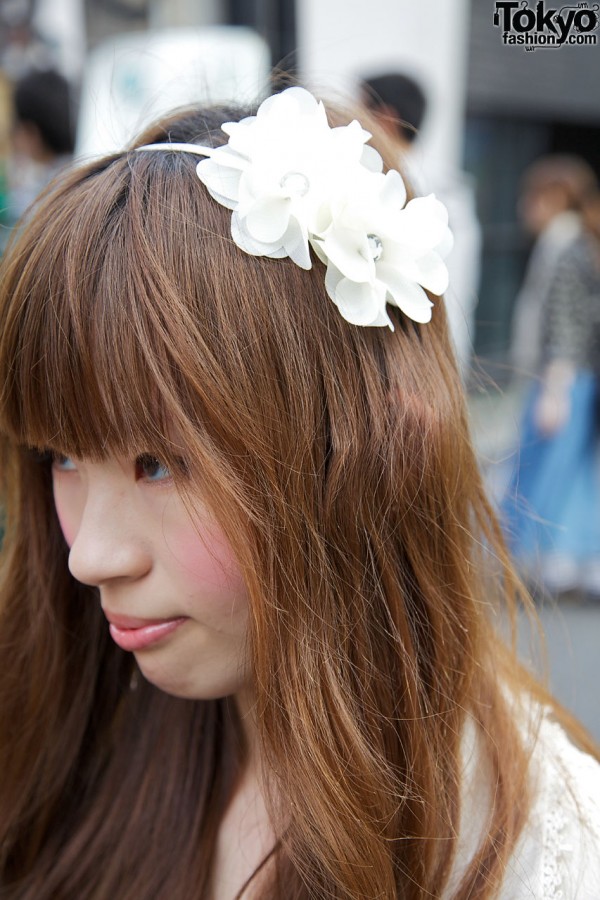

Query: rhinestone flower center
<box><xmin>367</xmin><ymin>234</ymin><xmax>384</xmax><ymax>262</ymax></box>
<box><xmin>280</xmin><ymin>171</ymin><xmax>310</xmax><ymax>198</ymax></box>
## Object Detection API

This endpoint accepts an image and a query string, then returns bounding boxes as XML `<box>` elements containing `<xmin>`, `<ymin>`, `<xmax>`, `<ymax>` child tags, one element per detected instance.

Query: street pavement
<box><xmin>469</xmin><ymin>383</ymin><xmax>600</xmax><ymax>744</ymax></box>
<box><xmin>519</xmin><ymin>599</ymin><xmax>600</xmax><ymax>743</ymax></box>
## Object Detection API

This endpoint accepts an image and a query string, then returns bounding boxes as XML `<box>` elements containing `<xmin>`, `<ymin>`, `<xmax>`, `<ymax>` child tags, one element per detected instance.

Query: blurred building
<box><xmin>465</xmin><ymin>1</ymin><xmax>600</xmax><ymax>368</ymax></box>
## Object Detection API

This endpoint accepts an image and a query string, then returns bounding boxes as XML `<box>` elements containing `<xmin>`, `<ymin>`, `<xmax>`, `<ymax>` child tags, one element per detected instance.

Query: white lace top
<box><xmin>453</xmin><ymin>713</ymin><xmax>600</xmax><ymax>898</ymax></box>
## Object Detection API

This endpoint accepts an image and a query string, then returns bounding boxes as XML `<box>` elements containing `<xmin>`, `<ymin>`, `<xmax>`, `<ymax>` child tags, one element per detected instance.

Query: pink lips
<box><xmin>106</xmin><ymin>613</ymin><xmax>188</xmax><ymax>652</ymax></box>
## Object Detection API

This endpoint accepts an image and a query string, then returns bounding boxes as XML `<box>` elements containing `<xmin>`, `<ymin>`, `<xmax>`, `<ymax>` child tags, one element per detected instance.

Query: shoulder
<box><xmin>452</xmin><ymin>710</ymin><xmax>600</xmax><ymax>899</ymax></box>
<box><xmin>501</xmin><ymin>714</ymin><xmax>600</xmax><ymax>899</ymax></box>
<box><xmin>554</xmin><ymin>234</ymin><xmax>599</xmax><ymax>282</ymax></box>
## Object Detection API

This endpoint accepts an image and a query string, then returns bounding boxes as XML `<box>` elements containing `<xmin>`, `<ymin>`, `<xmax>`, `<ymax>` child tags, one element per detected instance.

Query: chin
<box><xmin>135</xmin><ymin>658</ymin><xmax>245</xmax><ymax>702</ymax></box>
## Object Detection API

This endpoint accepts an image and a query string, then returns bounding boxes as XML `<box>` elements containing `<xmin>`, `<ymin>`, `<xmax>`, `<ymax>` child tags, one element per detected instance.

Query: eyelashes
<box><xmin>54</xmin><ymin>454</ymin><xmax>77</xmax><ymax>472</ymax></box>
<box><xmin>135</xmin><ymin>455</ymin><xmax>189</xmax><ymax>481</ymax></box>
<box><xmin>26</xmin><ymin>448</ymin><xmax>188</xmax><ymax>482</ymax></box>
<box><xmin>26</xmin><ymin>448</ymin><xmax>76</xmax><ymax>470</ymax></box>
<box><xmin>135</xmin><ymin>454</ymin><xmax>171</xmax><ymax>482</ymax></box>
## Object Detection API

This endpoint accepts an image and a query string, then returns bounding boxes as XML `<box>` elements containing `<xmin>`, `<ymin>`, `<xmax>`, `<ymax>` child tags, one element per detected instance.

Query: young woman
<box><xmin>0</xmin><ymin>87</ymin><xmax>598</xmax><ymax>899</ymax></box>
<box><xmin>503</xmin><ymin>187</ymin><xmax>600</xmax><ymax>597</ymax></box>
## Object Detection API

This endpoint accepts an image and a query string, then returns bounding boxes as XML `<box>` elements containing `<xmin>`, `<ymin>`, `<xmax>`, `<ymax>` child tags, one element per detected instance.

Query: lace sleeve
<box><xmin>542</xmin><ymin>720</ymin><xmax>600</xmax><ymax>899</ymax></box>
<box><xmin>503</xmin><ymin>717</ymin><xmax>600</xmax><ymax>899</ymax></box>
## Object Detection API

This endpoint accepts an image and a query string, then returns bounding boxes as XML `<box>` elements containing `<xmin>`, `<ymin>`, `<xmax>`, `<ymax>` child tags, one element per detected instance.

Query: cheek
<box><xmin>170</xmin><ymin>522</ymin><xmax>247</xmax><ymax>600</ymax></box>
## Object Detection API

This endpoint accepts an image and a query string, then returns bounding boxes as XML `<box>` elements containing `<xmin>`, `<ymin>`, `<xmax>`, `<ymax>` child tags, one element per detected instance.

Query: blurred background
<box><xmin>0</xmin><ymin>0</ymin><xmax>599</xmax><ymax>738</ymax></box>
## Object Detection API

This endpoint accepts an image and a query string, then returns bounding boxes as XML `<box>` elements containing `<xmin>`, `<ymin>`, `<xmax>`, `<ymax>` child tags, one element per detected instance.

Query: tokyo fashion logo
<box><xmin>493</xmin><ymin>1</ymin><xmax>599</xmax><ymax>49</ymax></box>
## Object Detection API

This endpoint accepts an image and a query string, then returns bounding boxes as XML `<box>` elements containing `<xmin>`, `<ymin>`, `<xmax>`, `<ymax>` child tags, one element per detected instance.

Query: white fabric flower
<box><xmin>315</xmin><ymin>174</ymin><xmax>453</xmax><ymax>328</ymax></box>
<box><xmin>197</xmin><ymin>87</ymin><xmax>379</xmax><ymax>270</ymax></box>
<box><xmin>189</xmin><ymin>86</ymin><xmax>453</xmax><ymax>329</ymax></box>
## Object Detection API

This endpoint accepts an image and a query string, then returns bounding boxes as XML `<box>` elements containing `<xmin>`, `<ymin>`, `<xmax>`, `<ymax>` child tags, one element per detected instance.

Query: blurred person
<box><xmin>361</xmin><ymin>71</ymin><xmax>481</xmax><ymax>376</ymax></box>
<box><xmin>510</xmin><ymin>155</ymin><xmax>597</xmax><ymax>379</ymax></box>
<box><xmin>503</xmin><ymin>187</ymin><xmax>600</xmax><ymax>598</ymax></box>
<box><xmin>7</xmin><ymin>67</ymin><xmax>74</xmax><ymax>224</ymax></box>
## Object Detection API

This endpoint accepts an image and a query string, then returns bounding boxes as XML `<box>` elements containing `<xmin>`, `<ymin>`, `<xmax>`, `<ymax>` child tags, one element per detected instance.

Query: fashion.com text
<box><xmin>502</xmin><ymin>31</ymin><xmax>597</xmax><ymax>45</ymax></box>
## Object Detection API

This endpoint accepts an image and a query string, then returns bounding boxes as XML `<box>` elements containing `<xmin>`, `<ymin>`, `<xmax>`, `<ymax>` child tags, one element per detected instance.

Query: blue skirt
<box><xmin>501</xmin><ymin>371</ymin><xmax>600</xmax><ymax>592</ymax></box>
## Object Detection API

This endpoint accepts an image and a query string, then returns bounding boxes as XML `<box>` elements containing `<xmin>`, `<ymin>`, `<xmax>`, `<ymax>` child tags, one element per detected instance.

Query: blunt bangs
<box><xmin>0</xmin><ymin>119</ymin><xmax>456</xmax><ymax>531</ymax></box>
<box><xmin>0</xmin><ymin>151</ymin><xmax>233</xmax><ymax>465</ymax></box>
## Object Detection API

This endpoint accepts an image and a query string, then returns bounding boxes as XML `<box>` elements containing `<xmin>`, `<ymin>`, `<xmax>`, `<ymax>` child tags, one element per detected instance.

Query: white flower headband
<box><xmin>137</xmin><ymin>86</ymin><xmax>452</xmax><ymax>330</ymax></box>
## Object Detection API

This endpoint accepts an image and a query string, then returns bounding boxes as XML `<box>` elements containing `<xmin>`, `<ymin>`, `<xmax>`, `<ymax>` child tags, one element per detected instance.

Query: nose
<box><xmin>67</xmin><ymin>482</ymin><xmax>152</xmax><ymax>588</ymax></box>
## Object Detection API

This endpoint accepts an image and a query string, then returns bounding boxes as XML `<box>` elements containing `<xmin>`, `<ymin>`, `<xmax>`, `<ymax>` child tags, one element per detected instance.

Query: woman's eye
<box><xmin>52</xmin><ymin>453</ymin><xmax>77</xmax><ymax>472</ymax></box>
<box><xmin>135</xmin><ymin>454</ymin><xmax>172</xmax><ymax>482</ymax></box>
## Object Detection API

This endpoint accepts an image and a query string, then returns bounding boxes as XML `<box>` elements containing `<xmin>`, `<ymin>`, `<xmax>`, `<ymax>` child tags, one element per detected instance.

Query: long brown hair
<box><xmin>0</xmin><ymin>100</ymin><xmax>592</xmax><ymax>899</ymax></box>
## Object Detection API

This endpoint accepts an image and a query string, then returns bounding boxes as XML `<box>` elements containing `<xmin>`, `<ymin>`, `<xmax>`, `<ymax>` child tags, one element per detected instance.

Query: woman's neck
<box><xmin>210</xmin><ymin>690</ymin><xmax>276</xmax><ymax>899</ymax></box>
<box><xmin>234</xmin><ymin>686</ymin><xmax>263</xmax><ymax>774</ymax></box>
